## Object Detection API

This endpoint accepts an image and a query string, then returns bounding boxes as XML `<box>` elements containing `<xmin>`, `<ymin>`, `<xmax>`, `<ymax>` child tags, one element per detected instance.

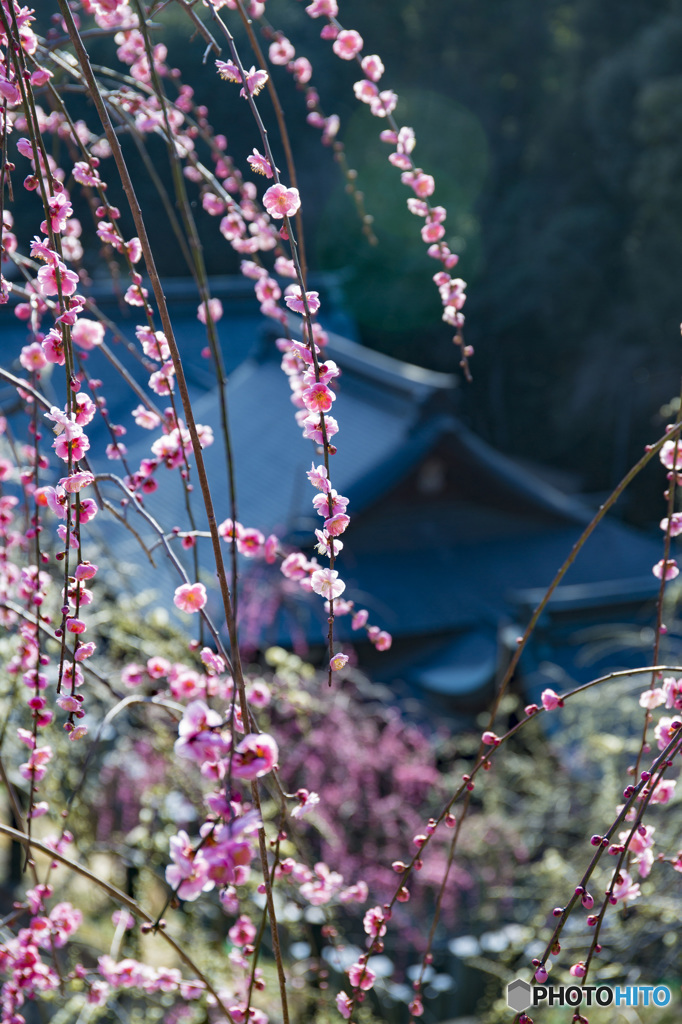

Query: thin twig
<box><xmin>0</xmin><ymin>824</ymin><xmax>237</xmax><ymax>1024</ymax></box>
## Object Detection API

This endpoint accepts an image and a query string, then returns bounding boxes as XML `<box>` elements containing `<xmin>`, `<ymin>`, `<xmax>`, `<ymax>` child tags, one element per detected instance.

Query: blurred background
<box><xmin>72</xmin><ymin>0</ymin><xmax>682</xmax><ymax>522</ymax></box>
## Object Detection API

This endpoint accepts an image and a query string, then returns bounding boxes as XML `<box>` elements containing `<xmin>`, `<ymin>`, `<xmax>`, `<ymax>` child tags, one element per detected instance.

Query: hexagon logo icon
<box><xmin>507</xmin><ymin>978</ymin><xmax>532</xmax><ymax>1012</ymax></box>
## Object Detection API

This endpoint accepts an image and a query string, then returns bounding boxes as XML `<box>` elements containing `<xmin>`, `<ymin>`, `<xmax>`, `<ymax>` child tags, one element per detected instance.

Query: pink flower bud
<box><xmin>75</xmin><ymin>561</ymin><xmax>98</xmax><ymax>580</ymax></box>
<box><xmin>481</xmin><ymin>730</ymin><xmax>500</xmax><ymax>746</ymax></box>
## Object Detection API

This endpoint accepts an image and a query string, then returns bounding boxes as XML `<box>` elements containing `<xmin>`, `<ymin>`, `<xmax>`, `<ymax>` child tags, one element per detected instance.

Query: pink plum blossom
<box><xmin>173</xmin><ymin>582</ymin><xmax>207</xmax><ymax>613</ymax></box>
<box><xmin>363</xmin><ymin>906</ymin><xmax>387</xmax><ymax>937</ymax></box>
<box><xmin>303</xmin><ymin>412</ymin><xmax>338</xmax><ymax>445</ymax></box>
<box><xmin>232</xmin><ymin>733</ymin><xmax>278</xmax><ymax>779</ymax></box>
<box><xmin>254</xmin><ymin>276</ymin><xmax>281</xmax><ymax>303</ymax></box>
<box><xmin>336</xmin><ymin>993</ymin><xmax>352</xmax><ymax>1019</ymax></box>
<box><xmin>202</xmin><ymin>192</ymin><xmax>225</xmax><ymax>216</ymax></box>
<box><xmin>639</xmin><ymin>687</ymin><xmax>665</xmax><ymax>709</ymax></box>
<box><xmin>58</xmin><ymin>525</ymin><xmax>80</xmax><ymax>549</ymax></box>
<box><xmin>218</xmin><ymin>518</ymin><xmax>242</xmax><ymax>542</ymax></box>
<box><xmin>197</xmin><ymin>297</ymin><xmax>223</xmax><ymax>324</ymax></box>
<box><xmin>76</xmin><ymin>497</ymin><xmax>98</xmax><ymax>523</ymax></box>
<box><xmin>71</xmin><ymin>318</ymin><xmax>104</xmax><ymax>350</ymax></box>
<box><xmin>265</xmin><ymin>534</ymin><xmax>278</xmax><ymax>563</ymax></box>
<box><xmin>215</xmin><ymin>60</ymin><xmax>269</xmax><ymax>97</ymax></box>
<box><xmin>541</xmin><ymin>688</ymin><xmax>562</xmax><ymax>710</ymax></box>
<box><xmin>19</xmin><ymin>746</ymin><xmax>53</xmax><ymax>783</ymax></box>
<box><xmin>653</xmin><ymin>559</ymin><xmax>679</xmax><ymax>581</ymax></box>
<box><xmin>247</xmin><ymin>148</ymin><xmax>274</xmax><ymax>178</ymax></box>
<box><xmin>300</xmin><ymin>862</ymin><xmax>344</xmax><ymax>904</ymax></box>
<box><xmin>306</xmin><ymin>0</ymin><xmax>338</xmax><ymax>15</ymax></box>
<box><xmin>20</xmin><ymin>342</ymin><xmax>47</xmax><ymax>371</ymax></box>
<box><xmin>31</xmin><ymin>66</ymin><xmax>52</xmax><ymax>87</ymax></box>
<box><xmin>30</xmin><ymin>236</ymin><xmax>59</xmax><ymax>264</ymax></box>
<box><xmin>201</xmin><ymin>647</ymin><xmax>226</xmax><ymax>675</ymax></box>
<box><xmin>659</xmin><ymin>438</ymin><xmax>682</xmax><ymax>471</ymax></box>
<box><xmin>333</xmin><ymin>29</ymin><xmax>363</xmax><ymax>60</ymax></box>
<box><xmin>49</xmin><ymin>903</ymin><xmax>83</xmax><ymax>946</ymax></box>
<box><xmin>352</xmin><ymin>609</ymin><xmax>369</xmax><ymax>630</ymax></box>
<box><xmin>348</xmin><ymin>961</ymin><xmax>376</xmax><ymax>990</ymax></box>
<box><xmin>149</xmin><ymin>361</ymin><xmax>175</xmax><ymax>395</ymax></box>
<box><xmin>291</xmin><ymin>788</ymin><xmax>320</xmax><ymax>818</ymax></box>
<box><xmin>269</xmin><ymin>37</ymin><xmax>295</xmax><ymax>65</ymax></box>
<box><xmin>263</xmin><ymin>183</ymin><xmax>301</xmax><ymax>220</ymax></box>
<box><xmin>284</xmin><ymin>284</ymin><xmax>321</xmax><ymax>315</ymax></box>
<box><xmin>291</xmin><ymin>57</ymin><xmax>313</xmax><ymax>83</ymax></box>
<box><xmin>354</xmin><ymin>79</ymin><xmax>379</xmax><ymax>104</ymax></box>
<box><xmin>654</xmin><ymin>716</ymin><xmax>681</xmax><ymax>750</ymax></box>
<box><xmin>302</xmin><ymin>382</ymin><xmax>334</xmax><ymax>412</ymax></box>
<box><xmin>315</xmin><ymin>530</ymin><xmax>343</xmax><ymax>557</ymax></box>
<box><xmin>311</xmin><ymin>568</ymin><xmax>346</xmax><ymax>599</ymax></box>
<box><xmin>307</xmin><ymin>462</ymin><xmax>330</xmax><ymax>492</ymax></box>
<box><xmin>126</xmin><ymin>282</ymin><xmax>149</xmax><ymax>305</ymax></box>
<box><xmin>370</xmin><ymin>90</ymin><xmax>398</xmax><ymax>118</ymax></box>
<box><xmin>663</xmin><ymin>677</ymin><xmax>682</xmax><ymax>708</ymax></box>
<box><xmin>58</xmin><ymin>694</ymin><xmax>82</xmax><ymax>713</ymax></box>
<box><xmin>650</xmin><ymin>778</ymin><xmax>676</xmax><ymax>804</ymax></box>
<box><xmin>236</xmin><ymin>527</ymin><xmax>265</xmax><ymax>557</ymax></box>
<box><xmin>45</xmin><ymin>191</ymin><xmax>73</xmax><ymax>233</ymax></box>
<box><xmin>312</xmin><ymin>489</ymin><xmax>348</xmax><ymax>516</ymax></box>
<box><xmin>202</xmin><ymin>811</ymin><xmax>261</xmax><ymax>886</ymax></box>
<box><xmin>136</xmin><ymin>325</ymin><xmax>170</xmax><ymax>360</ymax></box>
<box><xmin>53</xmin><ymin>431</ymin><xmax>90</xmax><ymax>462</ymax></box>
<box><xmin>401</xmin><ymin>168</ymin><xmax>435</xmax><ymax>198</ymax></box>
<box><xmin>325</xmin><ymin>513</ymin><xmax>350</xmax><ymax>536</ymax></box>
<box><xmin>74</xmin><ymin>393</ymin><xmax>96</xmax><ymax>426</ymax></box>
<box><xmin>361</xmin><ymin>54</ymin><xmax>385</xmax><ymax>81</ymax></box>
<box><xmin>132</xmin><ymin>405</ymin><xmax>161</xmax><ymax>430</ymax></box>
<box><xmin>422</xmin><ymin>221</ymin><xmax>446</xmax><ymax>242</ymax></box>
<box><xmin>612</xmin><ymin>871</ymin><xmax>640</xmax><ymax>903</ymax></box>
<box><xmin>44</xmin><ymin>486</ymin><xmax>68</xmax><ymax>519</ymax></box>
<box><xmin>166</xmin><ymin>831</ymin><xmax>215</xmax><ymax>901</ymax></box>
<box><xmin>73</xmin><ymin>161</ymin><xmax>102</xmax><ymax>187</ymax></box>
<box><xmin>229</xmin><ymin>915</ymin><xmax>257</xmax><ymax>946</ymax></box>
<box><xmin>147</xmin><ymin>656</ymin><xmax>171</xmax><ymax>679</ymax></box>
<box><xmin>37</xmin><ymin>262</ymin><xmax>79</xmax><ymax>296</ymax></box>
<box><xmin>42</xmin><ymin>328</ymin><xmax>65</xmax><ymax>365</ymax></box>
<box><xmin>174</xmin><ymin>700</ymin><xmax>228</xmax><ymax>763</ymax></box>
<box><xmin>309</xmin><ymin>358</ymin><xmax>340</xmax><ymax>385</ymax></box>
<box><xmin>61</xmin><ymin>470</ymin><xmax>95</xmax><ymax>493</ymax></box>
<box><xmin>367</xmin><ymin>626</ymin><xmax>393</xmax><ymax>650</ymax></box>
<box><xmin>281</xmin><ymin>551</ymin><xmax>312</xmax><ymax>579</ymax></box>
<box><xmin>0</xmin><ymin>77</ymin><xmax>21</xmax><ymax>106</ymax></box>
